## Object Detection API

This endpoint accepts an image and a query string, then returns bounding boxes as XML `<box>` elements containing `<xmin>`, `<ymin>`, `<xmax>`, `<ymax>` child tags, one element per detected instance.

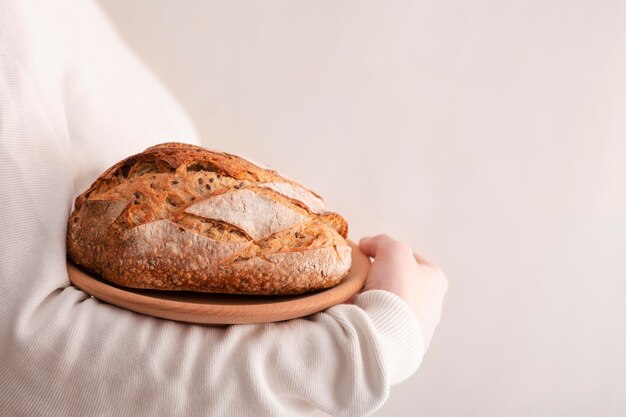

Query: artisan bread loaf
<box><xmin>67</xmin><ymin>142</ymin><xmax>351</xmax><ymax>295</ymax></box>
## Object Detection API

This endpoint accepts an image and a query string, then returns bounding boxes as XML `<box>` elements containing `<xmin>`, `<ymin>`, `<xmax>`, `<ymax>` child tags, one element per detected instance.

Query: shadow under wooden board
<box><xmin>67</xmin><ymin>240</ymin><xmax>370</xmax><ymax>325</ymax></box>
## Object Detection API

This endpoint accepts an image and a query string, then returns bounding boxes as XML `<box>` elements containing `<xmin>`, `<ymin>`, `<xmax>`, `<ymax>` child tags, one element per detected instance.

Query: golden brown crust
<box><xmin>67</xmin><ymin>142</ymin><xmax>351</xmax><ymax>295</ymax></box>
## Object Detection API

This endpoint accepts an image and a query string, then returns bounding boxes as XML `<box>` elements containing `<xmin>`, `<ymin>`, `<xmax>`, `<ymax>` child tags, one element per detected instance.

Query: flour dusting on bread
<box><xmin>67</xmin><ymin>142</ymin><xmax>351</xmax><ymax>295</ymax></box>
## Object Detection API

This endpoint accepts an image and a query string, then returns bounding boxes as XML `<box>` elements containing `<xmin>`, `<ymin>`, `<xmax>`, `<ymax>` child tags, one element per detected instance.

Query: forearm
<box><xmin>0</xmin><ymin>286</ymin><xmax>422</xmax><ymax>417</ymax></box>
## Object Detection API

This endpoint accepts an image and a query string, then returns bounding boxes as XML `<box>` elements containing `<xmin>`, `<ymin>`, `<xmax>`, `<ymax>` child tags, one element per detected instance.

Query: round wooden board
<box><xmin>67</xmin><ymin>240</ymin><xmax>370</xmax><ymax>325</ymax></box>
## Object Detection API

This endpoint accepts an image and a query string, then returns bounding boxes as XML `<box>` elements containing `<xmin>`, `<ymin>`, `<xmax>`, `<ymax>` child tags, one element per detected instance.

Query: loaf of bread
<box><xmin>67</xmin><ymin>143</ymin><xmax>352</xmax><ymax>295</ymax></box>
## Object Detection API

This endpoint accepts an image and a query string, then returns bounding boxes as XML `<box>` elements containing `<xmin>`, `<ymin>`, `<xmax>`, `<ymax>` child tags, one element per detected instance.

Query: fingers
<box><xmin>359</xmin><ymin>234</ymin><xmax>433</xmax><ymax>267</ymax></box>
<box><xmin>412</xmin><ymin>251</ymin><xmax>434</xmax><ymax>267</ymax></box>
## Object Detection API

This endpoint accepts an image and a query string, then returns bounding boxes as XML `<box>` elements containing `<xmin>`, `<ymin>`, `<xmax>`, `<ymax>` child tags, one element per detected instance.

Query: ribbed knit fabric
<box><xmin>0</xmin><ymin>0</ymin><xmax>424</xmax><ymax>416</ymax></box>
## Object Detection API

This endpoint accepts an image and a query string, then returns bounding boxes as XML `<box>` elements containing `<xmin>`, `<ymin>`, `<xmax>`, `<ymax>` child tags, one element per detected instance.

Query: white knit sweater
<box><xmin>0</xmin><ymin>0</ymin><xmax>424</xmax><ymax>416</ymax></box>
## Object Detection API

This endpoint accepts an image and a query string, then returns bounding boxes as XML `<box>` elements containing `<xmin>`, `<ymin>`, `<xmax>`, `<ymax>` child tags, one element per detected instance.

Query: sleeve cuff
<box><xmin>355</xmin><ymin>289</ymin><xmax>425</xmax><ymax>384</ymax></box>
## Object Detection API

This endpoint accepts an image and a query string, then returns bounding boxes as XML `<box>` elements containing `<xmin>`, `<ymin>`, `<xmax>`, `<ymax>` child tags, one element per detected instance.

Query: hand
<box><xmin>358</xmin><ymin>234</ymin><xmax>448</xmax><ymax>350</ymax></box>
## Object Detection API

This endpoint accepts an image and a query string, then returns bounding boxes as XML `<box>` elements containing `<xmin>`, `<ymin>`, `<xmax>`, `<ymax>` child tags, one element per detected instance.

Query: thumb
<box><xmin>359</xmin><ymin>234</ymin><xmax>398</xmax><ymax>258</ymax></box>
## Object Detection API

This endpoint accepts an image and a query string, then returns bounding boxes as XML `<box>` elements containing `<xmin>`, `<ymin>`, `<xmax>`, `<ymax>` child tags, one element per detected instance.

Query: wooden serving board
<box><xmin>67</xmin><ymin>240</ymin><xmax>370</xmax><ymax>325</ymax></box>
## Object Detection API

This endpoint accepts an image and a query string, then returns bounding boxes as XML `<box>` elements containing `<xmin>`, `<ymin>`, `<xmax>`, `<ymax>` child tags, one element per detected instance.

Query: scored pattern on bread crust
<box><xmin>185</xmin><ymin>189</ymin><xmax>310</xmax><ymax>240</ymax></box>
<box><xmin>258</xmin><ymin>182</ymin><xmax>326</xmax><ymax>214</ymax></box>
<box><xmin>67</xmin><ymin>142</ymin><xmax>351</xmax><ymax>295</ymax></box>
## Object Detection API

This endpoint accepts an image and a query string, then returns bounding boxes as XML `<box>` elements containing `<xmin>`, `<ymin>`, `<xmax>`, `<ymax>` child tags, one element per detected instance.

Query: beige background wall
<box><xmin>96</xmin><ymin>1</ymin><xmax>626</xmax><ymax>416</ymax></box>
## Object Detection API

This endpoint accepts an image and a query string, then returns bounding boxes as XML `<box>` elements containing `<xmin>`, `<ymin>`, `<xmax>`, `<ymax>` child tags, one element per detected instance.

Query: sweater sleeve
<box><xmin>0</xmin><ymin>285</ymin><xmax>422</xmax><ymax>417</ymax></box>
